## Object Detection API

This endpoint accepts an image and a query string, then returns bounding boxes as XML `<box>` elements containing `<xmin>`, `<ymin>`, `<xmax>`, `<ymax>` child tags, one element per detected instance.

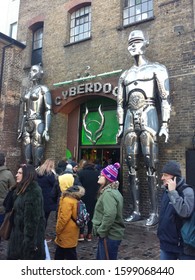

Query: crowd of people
<box><xmin>0</xmin><ymin>152</ymin><xmax>195</xmax><ymax>260</ymax></box>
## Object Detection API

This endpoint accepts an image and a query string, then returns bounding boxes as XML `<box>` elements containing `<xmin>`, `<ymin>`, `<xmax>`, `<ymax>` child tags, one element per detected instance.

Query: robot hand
<box><xmin>17</xmin><ymin>131</ymin><xmax>23</xmax><ymax>142</ymax></box>
<box><xmin>159</xmin><ymin>126</ymin><xmax>169</xmax><ymax>143</ymax></box>
<box><xmin>116</xmin><ymin>126</ymin><xmax>123</xmax><ymax>143</ymax></box>
<box><xmin>42</xmin><ymin>130</ymin><xmax>50</xmax><ymax>141</ymax></box>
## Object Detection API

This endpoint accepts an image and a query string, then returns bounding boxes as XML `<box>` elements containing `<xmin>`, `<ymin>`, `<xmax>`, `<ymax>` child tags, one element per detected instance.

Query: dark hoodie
<box><xmin>157</xmin><ymin>176</ymin><xmax>195</xmax><ymax>255</ymax></box>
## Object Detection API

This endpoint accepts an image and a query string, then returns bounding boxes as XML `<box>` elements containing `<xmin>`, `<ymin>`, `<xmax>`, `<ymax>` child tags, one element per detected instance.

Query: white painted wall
<box><xmin>0</xmin><ymin>0</ymin><xmax>20</xmax><ymax>39</ymax></box>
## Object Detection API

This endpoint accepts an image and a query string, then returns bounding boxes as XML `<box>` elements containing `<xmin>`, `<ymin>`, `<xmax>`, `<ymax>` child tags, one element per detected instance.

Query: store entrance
<box><xmin>79</xmin><ymin>147</ymin><xmax>120</xmax><ymax>168</ymax></box>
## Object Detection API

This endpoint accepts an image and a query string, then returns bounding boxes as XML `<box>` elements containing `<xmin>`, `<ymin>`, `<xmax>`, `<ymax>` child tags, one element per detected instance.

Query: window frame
<box><xmin>123</xmin><ymin>0</ymin><xmax>154</xmax><ymax>27</ymax></box>
<box><xmin>9</xmin><ymin>22</ymin><xmax>17</xmax><ymax>39</ymax></box>
<box><xmin>31</xmin><ymin>24</ymin><xmax>44</xmax><ymax>66</ymax></box>
<box><xmin>69</xmin><ymin>4</ymin><xmax>92</xmax><ymax>44</ymax></box>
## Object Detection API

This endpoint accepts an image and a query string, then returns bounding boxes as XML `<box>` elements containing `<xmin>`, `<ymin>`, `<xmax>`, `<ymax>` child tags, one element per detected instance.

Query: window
<box><xmin>31</xmin><ymin>27</ymin><xmax>43</xmax><ymax>65</ymax></box>
<box><xmin>70</xmin><ymin>5</ymin><xmax>91</xmax><ymax>43</ymax></box>
<box><xmin>10</xmin><ymin>22</ymin><xmax>17</xmax><ymax>39</ymax></box>
<box><xmin>123</xmin><ymin>0</ymin><xmax>153</xmax><ymax>26</ymax></box>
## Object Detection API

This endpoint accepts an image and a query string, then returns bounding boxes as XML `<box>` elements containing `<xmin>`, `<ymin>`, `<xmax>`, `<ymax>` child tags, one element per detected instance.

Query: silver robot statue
<box><xmin>17</xmin><ymin>64</ymin><xmax>52</xmax><ymax>167</ymax></box>
<box><xmin>116</xmin><ymin>30</ymin><xmax>171</xmax><ymax>226</ymax></box>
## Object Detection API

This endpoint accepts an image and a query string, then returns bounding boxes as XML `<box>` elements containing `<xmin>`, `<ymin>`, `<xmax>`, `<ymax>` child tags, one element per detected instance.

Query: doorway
<box><xmin>79</xmin><ymin>147</ymin><xmax>120</xmax><ymax>167</ymax></box>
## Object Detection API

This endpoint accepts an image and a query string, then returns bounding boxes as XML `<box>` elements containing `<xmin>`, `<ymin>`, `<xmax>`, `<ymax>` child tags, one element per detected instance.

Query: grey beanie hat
<box><xmin>161</xmin><ymin>160</ymin><xmax>181</xmax><ymax>177</ymax></box>
<box><xmin>65</xmin><ymin>164</ymin><xmax>73</xmax><ymax>173</ymax></box>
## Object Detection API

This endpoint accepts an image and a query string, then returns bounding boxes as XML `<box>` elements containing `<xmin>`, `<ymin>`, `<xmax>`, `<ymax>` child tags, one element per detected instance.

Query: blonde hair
<box><xmin>36</xmin><ymin>158</ymin><xmax>55</xmax><ymax>176</ymax></box>
<box><xmin>78</xmin><ymin>159</ymin><xmax>87</xmax><ymax>170</ymax></box>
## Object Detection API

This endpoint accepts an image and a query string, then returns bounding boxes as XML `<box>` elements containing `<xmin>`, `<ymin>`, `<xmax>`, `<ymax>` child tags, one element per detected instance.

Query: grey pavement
<box><xmin>0</xmin><ymin>212</ymin><xmax>160</xmax><ymax>260</ymax></box>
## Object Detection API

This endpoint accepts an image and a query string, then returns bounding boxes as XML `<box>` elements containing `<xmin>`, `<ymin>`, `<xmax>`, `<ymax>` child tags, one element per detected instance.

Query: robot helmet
<box><xmin>128</xmin><ymin>30</ymin><xmax>149</xmax><ymax>46</ymax></box>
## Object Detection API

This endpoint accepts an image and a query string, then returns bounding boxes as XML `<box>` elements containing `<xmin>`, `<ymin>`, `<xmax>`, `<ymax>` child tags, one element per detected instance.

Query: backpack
<box><xmin>179</xmin><ymin>184</ymin><xmax>195</xmax><ymax>247</ymax></box>
<box><xmin>72</xmin><ymin>200</ymin><xmax>90</xmax><ymax>228</ymax></box>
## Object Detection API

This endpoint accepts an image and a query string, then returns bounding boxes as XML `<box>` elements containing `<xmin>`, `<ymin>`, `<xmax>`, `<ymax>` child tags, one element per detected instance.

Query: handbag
<box><xmin>0</xmin><ymin>209</ymin><xmax>14</xmax><ymax>240</ymax></box>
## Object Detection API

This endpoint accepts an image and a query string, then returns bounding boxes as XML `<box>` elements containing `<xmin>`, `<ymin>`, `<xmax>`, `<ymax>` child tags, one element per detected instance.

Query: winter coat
<box><xmin>55</xmin><ymin>187</ymin><xmax>85</xmax><ymax>248</ymax></box>
<box><xmin>0</xmin><ymin>166</ymin><xmax>15</xmax><ymax>214</ymax></box>
<box><xmin>36</xmin><ymin>172</ymin><xmax>57</xmax><ymax>213</ymax></box>
<box><xmin>92</xmin><ymin>181</ymin><xmax>125</xmax><ymax>240</ymax></box>
<box><xmin>7</xmin><ymin>181</ymin><xmax>46</xmax><ymax>260</ymax></box>
<box><xmin>157</xmin><ymin>177</ymin><xmax>194</xmax><ymax>255</ymax></box>
<box><xmin>77</xmin><ymin>163</ymin><xmax>100</xmax><ymax>217</ymax></box>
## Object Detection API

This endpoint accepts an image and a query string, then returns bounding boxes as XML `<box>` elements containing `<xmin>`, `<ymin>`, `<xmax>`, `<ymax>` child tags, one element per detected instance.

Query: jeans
<box><xmin>96</xmin><ymin>237</ymin><xmax>121</xmax><ymax>260</ymax></box>
<box><xmin>160</xmin><ymin>249</ymin><xmax>195</xmax><ymax>260</ymax></box>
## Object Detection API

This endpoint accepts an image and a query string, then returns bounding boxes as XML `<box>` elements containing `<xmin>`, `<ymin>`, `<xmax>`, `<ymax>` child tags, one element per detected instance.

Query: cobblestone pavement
<box><xmin>0</xmin><ymin>212</ymin><xmax>160</xmax><ymax>260</ymax></box>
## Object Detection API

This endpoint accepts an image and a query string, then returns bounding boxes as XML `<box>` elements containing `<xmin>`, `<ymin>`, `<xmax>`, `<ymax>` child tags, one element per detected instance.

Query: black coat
<box><xmin>77</xmin><ymin>164</ymin><xmax>100</xmax><ymax>217</ymax></box>
<box><xmin>7</xmin><ymin>181</ymin><xmax>45</xmax><ymax>260</ymax></box>
<box><xmin>36</xmin><ymin>172</ymin><xmax>57</xmax><ymax>213</ymax></box>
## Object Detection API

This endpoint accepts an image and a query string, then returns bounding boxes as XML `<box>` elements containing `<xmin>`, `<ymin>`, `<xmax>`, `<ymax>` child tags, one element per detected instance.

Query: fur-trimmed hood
<box><xmin>63</xmin><ymin>185</ymin><xmax>85</xmax><ymax>199</ymax></box>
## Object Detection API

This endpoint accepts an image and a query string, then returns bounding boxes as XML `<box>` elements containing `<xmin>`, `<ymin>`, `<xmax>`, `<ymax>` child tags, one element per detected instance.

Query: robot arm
<box><xmin>42</xmin><ymin>87</ymin><xmax>52</xmax><ymax>141</ymax></box>
<box><xmin>17</xmin><ymin>97</ymin><xmax>27</xmax><ymax>142</ymax></box>
<box><xmin>116</xmin><ymin>76</ymin><xmax>126</xmax><ymax>142</ymax></box>
<box><xmin>156</xmin><ymin>66</ymin><xmax>171</xmax><ymax>142</ymax></box>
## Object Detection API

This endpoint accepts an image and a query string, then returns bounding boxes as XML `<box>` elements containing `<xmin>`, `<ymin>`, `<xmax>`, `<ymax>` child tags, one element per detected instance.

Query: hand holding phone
<box><xmin>167</xmin><ymin>176</ymin><xmax>176</xmax><ymax>191</ymax></box>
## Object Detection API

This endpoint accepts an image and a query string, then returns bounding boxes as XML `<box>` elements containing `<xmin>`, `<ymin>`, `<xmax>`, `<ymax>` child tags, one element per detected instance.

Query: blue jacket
<box><xmin>157</xmin><ymin>177</ymin><xmax>194</xmax><ymax>253</ymax></box>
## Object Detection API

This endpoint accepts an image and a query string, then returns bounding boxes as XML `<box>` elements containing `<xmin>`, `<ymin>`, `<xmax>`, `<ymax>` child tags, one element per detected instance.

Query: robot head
<box><xmin>128</xmin><ymin>30</ymin><xmax>149</xmax><ymax>46</ymax></box>
<box><xmin>29</xmin><ymin>64</ymin><xmax>44</xmax><ymax>81</ymax></box>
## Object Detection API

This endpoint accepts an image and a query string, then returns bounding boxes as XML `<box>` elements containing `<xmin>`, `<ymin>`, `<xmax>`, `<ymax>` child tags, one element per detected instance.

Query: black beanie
<box><xmin>161</xmin><ymin>160</ymin><xmax>181</xmax><ymax>176</ymax></box>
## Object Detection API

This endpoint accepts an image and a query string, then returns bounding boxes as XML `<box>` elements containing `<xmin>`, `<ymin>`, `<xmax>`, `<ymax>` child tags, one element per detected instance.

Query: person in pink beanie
<box><xmin>92</xmin><ymin>162</ymin><xmax>125</xmax><ymax>260</ymax></box>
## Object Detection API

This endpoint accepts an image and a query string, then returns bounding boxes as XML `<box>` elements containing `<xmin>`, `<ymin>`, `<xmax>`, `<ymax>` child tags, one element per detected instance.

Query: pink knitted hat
<box><xmin>101</xmin><ymin>162</ymin><xmax>120</xmax><ymax>182</ymax></box>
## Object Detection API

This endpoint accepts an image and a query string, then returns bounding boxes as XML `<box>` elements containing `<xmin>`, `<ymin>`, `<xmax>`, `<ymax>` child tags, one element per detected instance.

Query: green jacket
<box><xmin>0</xmin><ymin>166</ymin><xmax>15</xmax><ymax>214</ymax></box>
<box><xmin>92</xmin><ymin>181</ymin><xmax>125</xmax><ymax>240</ymax></box>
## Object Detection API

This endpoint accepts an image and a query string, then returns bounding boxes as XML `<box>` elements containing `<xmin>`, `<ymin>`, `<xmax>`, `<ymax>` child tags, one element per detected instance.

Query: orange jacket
<box><xmin>55</xmin><ymin>195</ymin><xmax>79</xmax><ymax>248</ymax></box>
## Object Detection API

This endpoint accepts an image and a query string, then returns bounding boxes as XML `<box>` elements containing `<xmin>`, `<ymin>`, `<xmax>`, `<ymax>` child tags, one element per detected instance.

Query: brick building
<box><xmin>0</xmin><ymin>32</ymin><xmax>25</xmax><ymax>172</ymax></box>
<box><xmin>1</xmin><ymin>0</ymin><xmax>195</xmax><ymax>218</ymax></box>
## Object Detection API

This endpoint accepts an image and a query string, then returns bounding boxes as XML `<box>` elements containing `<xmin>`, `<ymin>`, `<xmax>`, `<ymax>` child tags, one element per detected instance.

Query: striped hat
<box><xmin>101</xmin><ymin>162</ymin><xmax>120</xmax><ymax>182</ymax></box>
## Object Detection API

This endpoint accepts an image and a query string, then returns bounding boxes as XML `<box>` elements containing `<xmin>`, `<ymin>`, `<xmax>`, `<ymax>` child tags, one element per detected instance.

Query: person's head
<box><xmin>70</xmin><ymin>161</ymin><xmax>78</xmax><ymax>173</ymax></box>
<box><xmin>78</xmin><ymin>159</ymin><xmax>87</xmax><ymax>170</ymax></box>
<box><xmin>65</xmin><ymin>164</ymin><xmax>73</xmax><ymax>173</ymax></box>
<box><xmin>161</xmin><ymin>160</ymin><xmax>182</xmax><ymax>186</ymax></box>
<box><xmin>30</xmin><ymin>64</ymin><xmax>44</xmax><ymax>82</ymax></box>
<box><xmin>16</xmin><ymin>164</ymin><xmax>37</xmax><ymax>194</ymax></box>
<box><xmin>37</xmin><ymin>158</ymin><xmax>55</xmax><ymax>175</ymax></box>
<box><xmin>0</xmin><ymin>153</ymin><xmax>5</xmax><ymax>166</ymax></box>
<box><xmin>128</xmin><ymin>30</ymin><xmax>149</xmax><ymax>57</ymax></box>
<box><xmin>65</xmin><ymin>185</ymin><xmax>85</xmax><ymax>199</ymax></box>
<box><xmin>98</xmin><ymin>162</ymin><xmax>120</xmax><ymax>187</ymax></box>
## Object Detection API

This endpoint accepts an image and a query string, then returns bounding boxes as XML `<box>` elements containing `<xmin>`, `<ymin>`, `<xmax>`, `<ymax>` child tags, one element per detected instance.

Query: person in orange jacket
<box><xmin>54</xmin><ymin>185</ymin><xmax>85</xmax><ymax>260</ymax></box>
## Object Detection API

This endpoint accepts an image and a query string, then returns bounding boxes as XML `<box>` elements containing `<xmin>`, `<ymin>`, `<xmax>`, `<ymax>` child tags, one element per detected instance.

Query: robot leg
<box><xmin>33</xmin><ymin>145</ymin><xmax>44</xmax><ymax>168</ymax></box>
<box><xmin>146</xmin><ymin>172</ymin><xmax>159</xmax><ymax>226</ymax></box>
<box><xmin>23</xmin><ymin>133</ymin><xmax>33</xmax><ymax>164</ymax></box>
<box><xmin>140</xmin><ymin>132</ymin><xmax>159</xmax><ymax>226</ymax></box>
<box><xmin>24</xmin><ymin>143</ymin><xmax>33</xmax><ymax>164</ymax></box>
<box><xmin>125</xmin><ymin>154</ymin><xmax>141</xmax><ymax>222</ymax></box>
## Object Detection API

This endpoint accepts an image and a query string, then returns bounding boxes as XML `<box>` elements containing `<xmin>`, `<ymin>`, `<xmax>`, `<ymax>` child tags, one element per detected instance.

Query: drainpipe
<box><xmin>0</xmin><ymin>42</ymin><xmax>14</xmax><ymax>96</ymax></box>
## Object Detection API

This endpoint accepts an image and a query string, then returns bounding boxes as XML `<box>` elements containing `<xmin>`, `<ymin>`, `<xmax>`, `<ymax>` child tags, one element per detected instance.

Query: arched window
<box><xmin>70</xmin><ymin>5</ymin><xmax>91</xmax><ymax>43</ymax></box>
<box><xmin>31</xmin><ymin>27</ymin><xmax>43</xmax><ymax>65</ymax></box>
<box><xmin>123</xmin><ymin>0</ymin><xmax>153</xmax><ymax>26</ymax></box>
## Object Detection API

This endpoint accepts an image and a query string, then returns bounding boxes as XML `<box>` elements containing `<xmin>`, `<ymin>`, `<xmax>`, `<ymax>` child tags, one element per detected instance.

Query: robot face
<box><xmin>30</xmin><ymin>65</ymin><xmax>43</xmax><ymax>81</ymax></box>
<box><xmin>128</xmin><ymin>39</ymin><xmax>146</xmax><ymax>56</ymax></box>
<box><xmin>127</xmin><ymin>30</ymin><xmax>148</xmax><ymax>56</ymax></box>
